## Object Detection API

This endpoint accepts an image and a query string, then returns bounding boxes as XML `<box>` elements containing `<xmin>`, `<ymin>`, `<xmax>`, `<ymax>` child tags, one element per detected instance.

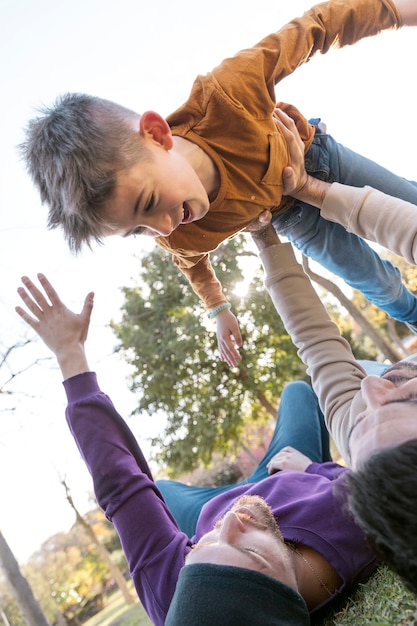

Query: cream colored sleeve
<box><xmin>259</xmin><ymin>242</ymin><xmax>365</xmax><ymax>461</ymax></box>
<box><xmin>321</xmin><ymin>183</ymin><xmax>417</xmax><ymax>265</ymax></box>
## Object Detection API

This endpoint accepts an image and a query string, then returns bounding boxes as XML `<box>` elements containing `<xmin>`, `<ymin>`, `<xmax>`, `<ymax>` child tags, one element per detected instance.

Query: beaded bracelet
<box><xmin>208</xmin><ymin>302</ymin><xmax>232</xmax><ymax>319</ymax></box>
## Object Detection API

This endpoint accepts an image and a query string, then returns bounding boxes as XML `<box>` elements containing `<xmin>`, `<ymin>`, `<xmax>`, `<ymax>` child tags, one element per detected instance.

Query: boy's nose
<box><xmin>149</xmin><ymin>214</ymin><xmax>174</xmax><ymax>237</ymax></box>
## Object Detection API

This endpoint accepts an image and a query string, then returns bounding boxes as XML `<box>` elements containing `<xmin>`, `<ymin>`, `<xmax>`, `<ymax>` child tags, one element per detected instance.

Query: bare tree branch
<box><xmin>301</xmin><ymin>256</ymin><xmax>404</xmax><ymax>363</ymax></box>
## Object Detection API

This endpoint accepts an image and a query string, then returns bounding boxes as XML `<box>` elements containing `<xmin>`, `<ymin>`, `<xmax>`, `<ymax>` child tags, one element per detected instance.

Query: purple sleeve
<box><xmin>63</xmin><ymin>372</ymin><xmax>190</xmax><ymax>626</ymax></box>
<box><xmin>305</xmin><ymin>461</ymin><xmax>349</xmax><ymax>480</ymax></box>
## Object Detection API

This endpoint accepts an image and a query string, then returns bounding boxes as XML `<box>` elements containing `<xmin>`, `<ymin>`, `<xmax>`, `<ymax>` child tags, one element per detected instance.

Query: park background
<box><xmin>1</xmin><ymin>0</ymin><xmax>416</xmax><ymax>569</ymax></box>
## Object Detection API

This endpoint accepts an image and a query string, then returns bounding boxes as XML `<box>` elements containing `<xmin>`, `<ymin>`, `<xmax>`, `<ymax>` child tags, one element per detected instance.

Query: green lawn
<box><xmin>317</xmin><ymin>565</ymin><xmax>417</xmax><ymax>626</ymax></box>
<box><xmin>83</xmin><ymin>582</ymin><xmax>151</xmax><ymax>626</ymax></box>
<box><xmin>84</xmin><ymin>566</ymin><xmax>416</xmax><ymax>626</ymax></box>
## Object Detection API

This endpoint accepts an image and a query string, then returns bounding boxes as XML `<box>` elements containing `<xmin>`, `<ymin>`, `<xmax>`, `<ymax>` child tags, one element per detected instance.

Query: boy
<box><xmin>21</xmin><ymin>0</ymin><xmax>417</xmax><ymax>367</ymax></box>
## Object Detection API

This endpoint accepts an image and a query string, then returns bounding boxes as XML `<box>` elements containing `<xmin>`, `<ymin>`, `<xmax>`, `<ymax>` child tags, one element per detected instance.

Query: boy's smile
<box><xmin>103</xmin><ymin>143</ymin><xmax>210</xmax><ymax>238</ymax></box>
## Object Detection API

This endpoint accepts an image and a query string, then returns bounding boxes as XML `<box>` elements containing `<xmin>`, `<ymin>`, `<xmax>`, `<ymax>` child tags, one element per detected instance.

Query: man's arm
<box><xmin>276</xmin><ymin>108</ymin><xmax>417</xmax><ymax>265</ymax></box>
<box><xmin>251</xmin><ymin>227</ymin><xmax>365</xmax><ymax>463</ymax></box>
<box><xmin>15</xmin><ymin>275</ymin><xmax>190</xmax><ymax>626</ymax></box>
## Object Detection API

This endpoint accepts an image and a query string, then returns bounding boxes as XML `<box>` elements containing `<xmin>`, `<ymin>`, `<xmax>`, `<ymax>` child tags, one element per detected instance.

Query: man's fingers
<box><xmin>19</xmin><ymin>275</ymin><xmax>54</xmax><ymax>314</ymax></box>
<box><xmin>36</xmin><ymin>273</ymin><xmax>63</xmax><ymax>306</ymax></box>
<box><xmin>15</xmin><ymin>304</ymin><xmax>39</xmax><ymax>330</ymax></box>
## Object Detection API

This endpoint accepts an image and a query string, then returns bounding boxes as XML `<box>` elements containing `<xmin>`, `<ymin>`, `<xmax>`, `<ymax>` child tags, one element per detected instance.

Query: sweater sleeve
<box><xmin>321</xmin><ymin>183</ymin><xmax>417</xmax><ymax>264</ymax></box>
<box><xmin>214</xmin><ymin>0</ymin><xmax>399</xmax><ymax>114</ymax></box>
<box><xmin>63</xmin><ymin>372</ymin><xmax>190</xmax><ymax>626</ymax></box>
<box><xmin>155</xmin><ymin>236</ymin><xmax>227</xmax><ymax>309</ymax></box>
<box><xmin>259</xmin><ymin>243</ymin><xmax>365</xmax><ymax>462</ymax></box>
<box><xmin>306</xmin><ymin>461</ymin><xmax>349</xmax><ymax>480</ymax></box>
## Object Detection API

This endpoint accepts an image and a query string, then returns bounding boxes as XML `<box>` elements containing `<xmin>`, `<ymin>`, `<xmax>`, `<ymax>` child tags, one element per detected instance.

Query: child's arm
<box><xmin>214</xmin><ymin>308</ymin><xmax>243</xmax><ymax>368</ymax></box>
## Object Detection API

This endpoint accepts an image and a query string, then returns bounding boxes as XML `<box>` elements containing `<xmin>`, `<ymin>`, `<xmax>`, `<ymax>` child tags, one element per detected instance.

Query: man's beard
<box><xmin>218</xmin><ymin>494</ymin><xmax>284</xmax><ymax>542</ymax></box>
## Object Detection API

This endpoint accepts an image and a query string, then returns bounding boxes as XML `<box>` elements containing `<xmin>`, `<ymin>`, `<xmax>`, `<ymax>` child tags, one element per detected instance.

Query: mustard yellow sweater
<box><xmin>157</xmin><ymin>0</ymin><xmax>400</xmax><ymax>310</ymax></box>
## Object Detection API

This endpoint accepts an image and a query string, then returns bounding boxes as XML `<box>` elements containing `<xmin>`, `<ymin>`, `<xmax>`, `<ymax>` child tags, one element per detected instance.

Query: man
<box><xmin>250</xmin><ymin>109</ymin><xmax>417</xmax><ymax>594</ymax></box>
<box><xmin>16</xmin><ymin>275</ymin><xmax>377</xmax><ymax>625</ymax></box>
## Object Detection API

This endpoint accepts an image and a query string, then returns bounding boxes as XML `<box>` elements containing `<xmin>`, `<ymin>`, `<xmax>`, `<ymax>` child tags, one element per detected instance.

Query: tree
<box><xmin>0</xmin><ymin>339</ymin><xmax>54</xmax><ymax>626</ymax></box>
<box><xmin>111</xmin><ymin>235</ymin><xmax>305</xmax><ymax>473</ymax></box>
<box><xmin>61</xmin><ymin>479</ymin><xmax>134</xmax><ymax>606</ymax></box>
<box><xmin>0</xmin><ymin>531</ymin><xmax>51</xmax><ymax>626</ymax></box>
<box><xmin>301</xmin><ymin>256</ymin><xmax>405</xmax><ymax>363</ymax></box>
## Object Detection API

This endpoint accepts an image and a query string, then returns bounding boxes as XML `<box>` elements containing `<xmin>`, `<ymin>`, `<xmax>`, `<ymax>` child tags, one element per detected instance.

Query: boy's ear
<box><xmin>139</xmin><ymin>111</ymin><xmax>173</xmax><ymax>149</ymax></box>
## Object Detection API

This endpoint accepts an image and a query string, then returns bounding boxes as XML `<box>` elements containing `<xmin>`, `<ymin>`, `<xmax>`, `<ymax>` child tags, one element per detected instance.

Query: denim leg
<box><xmin>156</xmin><ymin>381</ymin><xmax>331</xmax><ymax>535</ymax></box>
<box><xmin>156</xmin><ymin>479</ymin><xmax>236</xmax><ymax>537</ymax></box>
<box><xmin>272</xmin><ymin>127</ymin><xmax>417</xmax><ymax>322</ymax></box>
<box><xmin>245</xmin><ymin>381</ymin><xmax>331</xmax><ymax>483</ymax></box>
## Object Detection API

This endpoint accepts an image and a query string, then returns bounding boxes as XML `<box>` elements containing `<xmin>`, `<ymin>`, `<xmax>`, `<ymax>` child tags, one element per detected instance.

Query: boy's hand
<box><xmin>216</xmin><ymin>309</ymin><xmax>243</xmax><ymax>368</ymax></box>
<box><xmin>267</xmin><ymin>446</ymin><xmax>312</xmax><ymax>474</ymax></box>
<box><xmin>15</xmin><ymin>273</ymin><xmax>94</xmax><ymax>379</ymax></box>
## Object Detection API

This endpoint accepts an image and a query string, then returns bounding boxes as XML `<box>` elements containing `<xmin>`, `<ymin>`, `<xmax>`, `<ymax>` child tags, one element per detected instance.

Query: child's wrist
<box><xmin>209</xmin><ymin>302</ymin><xmax>231</xmax><ymax>319</ymax></box>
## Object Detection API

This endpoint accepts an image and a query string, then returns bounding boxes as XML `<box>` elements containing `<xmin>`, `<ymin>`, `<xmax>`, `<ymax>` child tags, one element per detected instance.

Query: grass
<box><xmin>83</xmin><ymin>581</ymin><xmax>151</xmax><ymax>626</ymax></box>
<box><xmin>316</xmin><ymin>565</ymin><xmax>417</xmax><ymax>626</ymax></box>
<box><xmin>84</xmin><ymin>566</ymin><xmax>416</xmax><ymax>625</ymax></box>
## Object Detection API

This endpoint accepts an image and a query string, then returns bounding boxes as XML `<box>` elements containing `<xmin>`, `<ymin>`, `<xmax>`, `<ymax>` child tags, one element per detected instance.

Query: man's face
<box><xmin>102</xmin><ymin>140</ymin><xmax>210</xmax><ymax>239</ymax></box>
<box><xmin>349</xmin><ymin>361</ymin><xmax>417</xmax><ymax>469</ymax></box>
<box><xmin>185</xmin><ymin>495</ymin><xmax>297</xmax><ymax>591</ymax></box>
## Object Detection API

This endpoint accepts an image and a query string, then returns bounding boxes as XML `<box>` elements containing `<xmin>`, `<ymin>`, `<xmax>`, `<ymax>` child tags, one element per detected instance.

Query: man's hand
<box><xmin>275</xmin><ymin>108</ymin><xmax>330</xmax><ymax>208</ymax></box>
<box><xmin>267</xmin><ymin>446</ymin><xmax>313</xmax><ymax>474</ymax></box>
<box><xmin>274</xmin><ymin>108</ymin><xmax>309</xmax><ymax>197</ymax></box>
<box><xmin>251</xmin><ymin>223</ymin><xmax>281</xmax><ymax>252</ymax></box>
<box><xmin>216</xmin><ymin>308</ymin><xmax>243</xmax><ymax>368</ymax></box>
<box><xmin>244</xmin><ymin>209</ymin><xmax>272</xmax><ymax>233</ymax></box>
<box><xmin>16</xmin><ymin>273</ymin><xmax>94</xmax><ymax>379</ymax></box>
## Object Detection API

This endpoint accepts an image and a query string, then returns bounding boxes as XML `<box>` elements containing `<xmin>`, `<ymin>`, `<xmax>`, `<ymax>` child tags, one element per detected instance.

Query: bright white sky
<box><xmin>1</xmin><ymin>0</ymin><xmax>416</xmax><ymax>564</ymax></box>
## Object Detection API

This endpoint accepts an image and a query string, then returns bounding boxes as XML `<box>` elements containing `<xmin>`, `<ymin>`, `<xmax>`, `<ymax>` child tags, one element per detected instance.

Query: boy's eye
<box><xmin>132</xmin><ymin>226</ymin><xmax>144</xmax><ymax>237</ymax></box>
<box><xmin>144</xmin><ymin>195</ymin><xmax>154</xmax><ymax>212</ymax></box>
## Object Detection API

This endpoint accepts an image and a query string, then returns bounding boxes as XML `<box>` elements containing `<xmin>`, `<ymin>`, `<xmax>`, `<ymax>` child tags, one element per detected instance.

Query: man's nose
<box><xmin>218</xmin><ymin>512</ymin><xmax>245</xmax><ymax>543</ymax></box>
<box><xmin>361</xmin><ymin>375</ymin><xmax>395</xmax><ymax>408</ymax></box>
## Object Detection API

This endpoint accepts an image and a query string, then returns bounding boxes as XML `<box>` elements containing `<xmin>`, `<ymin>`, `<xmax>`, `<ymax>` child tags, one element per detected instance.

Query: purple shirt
<box><xmin>64</xmin><ymin>372</ymin><xmax>376</xmax><ymax>625</ymax></box>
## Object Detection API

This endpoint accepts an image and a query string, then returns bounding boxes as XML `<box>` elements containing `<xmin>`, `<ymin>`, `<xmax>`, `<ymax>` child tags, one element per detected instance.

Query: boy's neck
<box><xmin>173</xmin><ymin>136</ymin><xmax>219</xmax><ymax>201</ymax></box>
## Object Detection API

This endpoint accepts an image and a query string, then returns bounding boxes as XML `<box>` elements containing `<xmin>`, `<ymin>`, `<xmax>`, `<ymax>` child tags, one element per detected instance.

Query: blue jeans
<box><xmin>272</xmin><ymin>121</ymin><xmax>417</xmax><ymax>323</ymax></box>
<box><xmin>156</xmin><ymin>381</ymin><xmax>331</xmax><ymax>537</ymax></box>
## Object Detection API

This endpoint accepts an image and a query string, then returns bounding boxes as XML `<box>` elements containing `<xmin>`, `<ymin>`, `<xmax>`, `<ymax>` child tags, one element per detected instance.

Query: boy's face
<box><xmin>102</xmin><ymin>139</ymin><xmax>210</xmax><ymax>239</ymax></box>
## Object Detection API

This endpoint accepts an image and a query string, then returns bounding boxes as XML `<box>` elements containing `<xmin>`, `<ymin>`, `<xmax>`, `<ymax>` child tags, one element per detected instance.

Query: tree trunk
<box><xmin>0</xmin><ymin>610</ymin><xmax>11</xmax><ymax>626</ymax></box>
<box><xmin>0</xmin><ymin>531</ymin><xmax>51</xmax><ymax>626</ymax></box>
<box><xmin>302</xmin><ymin>256</ymin><xmax>404</xmax><ymax>363</ymax></box>
<box><xmin>255</xmin><ymin>390</ymin><xmax>277</xmax><ymax>418</ymax></box>
<box><xmin>62</xmin><ymin>480</ymin><xmax>135</xmax><ymax>606</ymax></box>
